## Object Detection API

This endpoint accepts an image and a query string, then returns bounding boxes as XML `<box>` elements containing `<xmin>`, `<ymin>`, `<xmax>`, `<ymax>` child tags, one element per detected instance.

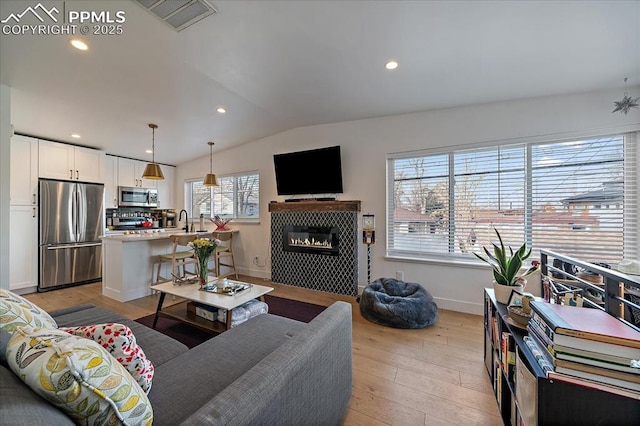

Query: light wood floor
<box><xmin>23</xmin><ymin>277</ymin><xmax>501</xmax><ymax>425</ymax></box>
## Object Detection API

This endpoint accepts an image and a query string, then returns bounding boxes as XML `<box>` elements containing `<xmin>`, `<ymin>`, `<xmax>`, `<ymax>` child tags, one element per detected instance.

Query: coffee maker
<box><xmin>160</xmin><ymin>210</ymin><xmax>176</xmax><ymax>228</ymax></box>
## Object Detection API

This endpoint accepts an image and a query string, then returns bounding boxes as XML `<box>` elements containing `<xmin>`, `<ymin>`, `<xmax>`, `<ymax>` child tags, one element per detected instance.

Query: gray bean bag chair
<box><xmin>359</xmin><ymin>278</ymin><xmax>438</xmax><ymax>329</ymax></box>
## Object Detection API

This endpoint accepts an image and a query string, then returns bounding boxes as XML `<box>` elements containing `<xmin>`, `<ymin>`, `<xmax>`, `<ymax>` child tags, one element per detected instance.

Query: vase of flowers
<box><xmin>188</xmin><ymin>238</ymin><xmax>217</xmax><ymax>287</ymax></box>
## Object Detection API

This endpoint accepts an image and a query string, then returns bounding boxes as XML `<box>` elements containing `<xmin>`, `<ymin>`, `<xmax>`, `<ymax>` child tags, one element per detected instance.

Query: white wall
<box><xmin>176</xmin><ymin>88</ymin><xmax>640</xmax><ymax>314</ymax></box>
<box><xmin>0</xmin><ymin>85</ymin><xmax>10</xmax><ymax>289</ymax></box>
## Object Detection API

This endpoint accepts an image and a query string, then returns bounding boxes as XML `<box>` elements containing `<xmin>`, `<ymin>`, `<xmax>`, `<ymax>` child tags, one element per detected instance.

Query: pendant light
<box><xmin>142</xmin><ymin>123</ymin><xmax>164</xmax><ymax>180</ymax></box>
<box><xmin>203</xmin><ymin>141</ymin><xmax>219</xmax><ymax>186</ymax></box>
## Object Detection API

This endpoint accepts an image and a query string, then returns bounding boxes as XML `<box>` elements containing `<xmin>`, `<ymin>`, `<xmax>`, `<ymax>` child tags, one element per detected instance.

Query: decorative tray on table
<box><xmin>200</xmin><ymin>280</ymin><xmax>251</xmax><ymax>296</ymax></box>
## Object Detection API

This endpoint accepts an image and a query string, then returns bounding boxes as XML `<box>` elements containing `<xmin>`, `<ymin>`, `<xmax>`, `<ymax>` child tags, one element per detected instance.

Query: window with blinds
<box><xmin>185</xmin><ymin>171</ymin><xmax>260</xmax><ymax>220</ymax></box>
<box><xmin>387</xmin><ymin>132</ymin><xmax>638</xmax><ymax>264</ymax></box>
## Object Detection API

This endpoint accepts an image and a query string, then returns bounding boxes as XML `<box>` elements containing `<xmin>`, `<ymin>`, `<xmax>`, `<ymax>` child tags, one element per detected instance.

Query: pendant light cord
<box><xmin>149</xmin><ymin>123</ymin><xmax>158</xmax><ymax>163</ymax></box>
<box><xmin>152</xmin><ymin>126</ymin><xmax>155</xmax><ymax>163</ymax></box>
<box><xmin>209</xmin><ymin>141</ymin><xmax>214</xmax><ymax>172</ymax></box>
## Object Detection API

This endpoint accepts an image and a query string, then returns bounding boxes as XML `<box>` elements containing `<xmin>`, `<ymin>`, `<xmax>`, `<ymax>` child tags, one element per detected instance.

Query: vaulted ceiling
<box><xmin>1</xmin><ymin>0</ymin><xmax>638</xmax><ymax>165</ymax></box>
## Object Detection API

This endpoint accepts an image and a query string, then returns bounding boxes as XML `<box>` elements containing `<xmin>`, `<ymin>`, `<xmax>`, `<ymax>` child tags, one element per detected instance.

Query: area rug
<box><xmin>134</xmin><ymin>295</ymin><xmax>326</xmax><ymax>348</ymax></box>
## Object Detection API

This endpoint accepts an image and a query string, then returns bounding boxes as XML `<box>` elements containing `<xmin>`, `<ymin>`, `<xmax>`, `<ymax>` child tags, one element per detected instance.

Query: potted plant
<box><xmin>474</xmin><ymin>228</ymin><xmax>539</xmax><ymax>304</ymax></box>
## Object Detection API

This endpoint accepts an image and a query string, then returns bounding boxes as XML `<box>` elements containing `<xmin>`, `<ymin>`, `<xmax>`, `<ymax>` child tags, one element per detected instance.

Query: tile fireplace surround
<box><xmin>269</xmin><ymin>200</ymin><xmax>360</xmax><ymax>296</ymax></box>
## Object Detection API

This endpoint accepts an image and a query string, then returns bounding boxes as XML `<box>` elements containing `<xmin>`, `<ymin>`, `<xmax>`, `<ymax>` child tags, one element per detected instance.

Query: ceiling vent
<box><xmin>134</xmin><ymin>0</ymin><xmax>217</xmax><ymax>32</ymax></box>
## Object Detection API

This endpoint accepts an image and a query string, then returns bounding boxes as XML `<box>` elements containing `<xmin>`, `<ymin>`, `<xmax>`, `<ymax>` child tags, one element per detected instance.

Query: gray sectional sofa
<box><xmin>0</xmin><ymin>301</ymin><xmax>353</xmax><ymax>425</ymax></box>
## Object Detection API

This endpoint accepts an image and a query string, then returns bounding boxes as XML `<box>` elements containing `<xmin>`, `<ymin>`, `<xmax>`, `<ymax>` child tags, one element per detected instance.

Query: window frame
<box><xmin>386</xmin><ymin>132</ymin><xmax>638</xmax><ymax>265</ymax></box>
<box><xmin>184</xmin><ymin>170</ymin><xmax>260</xmax><ymax>223</ymax></box>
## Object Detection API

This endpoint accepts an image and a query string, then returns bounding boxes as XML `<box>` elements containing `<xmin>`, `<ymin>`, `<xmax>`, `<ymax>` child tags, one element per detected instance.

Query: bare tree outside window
<box><xmin>388</xmin><ymin>134</ymin><xmax>636</xmax><ymax>264</ymax></box>
<box><xmin>236</xmin><ymin>174</ymin><xmax>260</xmax><ymax>218</ymax></box>
<box><xmin>186</xmin><ymin>172</ymin><xmax>260</xmax><ymax>220</ymax></box>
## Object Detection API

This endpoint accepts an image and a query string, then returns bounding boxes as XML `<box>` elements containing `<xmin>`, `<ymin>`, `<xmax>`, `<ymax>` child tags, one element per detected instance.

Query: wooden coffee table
<box><xmin>150</xmin><ymin>279</ymin><xmax>274</xmax><ymax>333</ymax></box>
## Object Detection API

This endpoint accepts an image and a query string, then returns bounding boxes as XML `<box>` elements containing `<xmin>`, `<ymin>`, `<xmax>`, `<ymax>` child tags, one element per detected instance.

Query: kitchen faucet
<box><xmin>179</xmin><ymin>209</ymin><xmax>189</xmax><ymax>232</ymax></box>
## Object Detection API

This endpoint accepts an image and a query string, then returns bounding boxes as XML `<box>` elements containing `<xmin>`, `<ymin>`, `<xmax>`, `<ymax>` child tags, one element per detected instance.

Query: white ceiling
<box><xmin>1</xmin><ymin>0</ymin><xmax>639</xmax><ymax>166</ymax></box>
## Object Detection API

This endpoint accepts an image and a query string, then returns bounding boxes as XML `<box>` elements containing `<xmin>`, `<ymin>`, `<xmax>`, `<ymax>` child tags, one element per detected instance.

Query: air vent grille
<box><xmin>134</xmin><ymin>0</ymin><xmax>216</xmax><ymax>32</ymax></box>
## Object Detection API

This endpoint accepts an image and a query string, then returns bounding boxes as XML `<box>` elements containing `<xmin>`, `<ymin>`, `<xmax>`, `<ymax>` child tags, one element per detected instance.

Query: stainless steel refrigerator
<box><xmin>39</xmin><ymin>179</ymin><xmax>104</xmax><ymax>291</ymax></box>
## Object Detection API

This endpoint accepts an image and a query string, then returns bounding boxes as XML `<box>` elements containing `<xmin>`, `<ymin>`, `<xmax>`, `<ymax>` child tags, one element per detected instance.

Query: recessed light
<box><xmin>70</xmin><ymin>39</ymin><xmax>88</xmax><ymax>51</ymax></box>
<box><xmin>385</xmin><ymin>60</ymin><xmax>399</xmax><ymax>70</ymax></box>
<box><xmin>146</xmin><ymin>149</ymin><xmax>153</xmax><ymax>154</ymax></box>
<box><xmin>70</xmin><ymin>134</ymin><xmax>81</xmax><ymax>139</ymax></box>
<box><xmin>216</xmin><ymin>107</ymin><xmax>227</xmax><ymax>114</ymax></box>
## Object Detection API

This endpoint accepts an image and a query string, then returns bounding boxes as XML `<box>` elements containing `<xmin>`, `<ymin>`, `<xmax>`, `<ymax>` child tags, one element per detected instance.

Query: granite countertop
<box><xmin>100</xmin><ymin>230</ymin><xmax>204</xmax><ymax>241</ymax></box>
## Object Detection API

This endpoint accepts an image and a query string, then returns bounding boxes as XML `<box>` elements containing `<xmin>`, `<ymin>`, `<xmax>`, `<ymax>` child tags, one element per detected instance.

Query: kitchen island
<box><xmin>101</xmin><ymin>230</ymin><xmax>202</xmax><ymax>302</ymax></box>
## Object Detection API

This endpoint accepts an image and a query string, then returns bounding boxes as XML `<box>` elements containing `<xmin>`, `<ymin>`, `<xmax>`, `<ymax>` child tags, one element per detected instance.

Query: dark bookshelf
<box><xmin>484</xmin><ymin>288</ymin><xmax>639</xmax><ymax>426</ymax></box>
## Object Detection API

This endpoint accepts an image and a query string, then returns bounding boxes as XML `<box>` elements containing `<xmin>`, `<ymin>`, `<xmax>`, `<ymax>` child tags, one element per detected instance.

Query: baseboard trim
<box><xmin>238</xmin><ymin>267</ymin><xmax>270</xmax><ymax>280</ymax></box>
<box><xmin>433</xmin><ymin>297</ymin><xmax>483</xmax><ymax>316</ymax></box>
<box><xmin>356</xmin><ymin>284</ymin><xmax>483</xmax><ymax>316</ymax></box>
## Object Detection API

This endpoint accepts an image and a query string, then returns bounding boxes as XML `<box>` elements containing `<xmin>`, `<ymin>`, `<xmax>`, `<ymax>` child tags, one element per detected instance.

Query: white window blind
<box><xmin>387</xmin><ymin>132</ymin><xmax>639</xmax><ymax>264</ymax></box>
<box><xmin>185</xmin><ymin>171</ymin><xmax>260</xmax><ymax>220</ymax></box>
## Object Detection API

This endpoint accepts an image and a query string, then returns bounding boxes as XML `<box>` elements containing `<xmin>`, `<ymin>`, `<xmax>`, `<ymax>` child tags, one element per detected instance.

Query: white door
<box><xmin>39</xmin><ymin>140</ymin><xmax>75</xmax><ymax>180</ymax></box>
<box><xmin>10</xmin><ymin>135</ymin><xmax>38</xmax><ymax>206</ymax></box>
<box><xmin>74</xmin><ymin>146</ymin><xmax>105</xmax><ymax>183</ymax></box>
<box><xmin>9</xmin><ymin>205</ymin><xmax>38</xmax><ymax>290</ymax></box>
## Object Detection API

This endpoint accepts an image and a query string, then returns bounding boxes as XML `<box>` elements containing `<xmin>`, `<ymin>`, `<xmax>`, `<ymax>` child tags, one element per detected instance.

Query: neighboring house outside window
<box><xmin>185</xmin><ymin>172</ymin><xmax>260</xmax><ymax>221</ymax></box>
<box><xmin>387</xmin><ymin>133</ymin><xmax>638</xmax><ymax>265</ymax></box>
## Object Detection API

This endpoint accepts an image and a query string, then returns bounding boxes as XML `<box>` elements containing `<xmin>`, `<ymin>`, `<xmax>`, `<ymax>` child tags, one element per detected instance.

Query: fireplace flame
<box><xmin>290</xmin><ymin>237</ymin><xmax>333</xmax><ymax>249</ymax></box>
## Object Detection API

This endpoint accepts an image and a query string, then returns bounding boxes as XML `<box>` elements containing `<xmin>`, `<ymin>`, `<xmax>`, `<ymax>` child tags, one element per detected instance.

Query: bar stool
<box><xmin>154</xmin><ymin>234</ymin><xmax>198</xmax><ymax>285</ymax></box>
<box><xmin>210</xmin><ymin>231</ymin><xmax>238</xmax><ymax>279</ymax></box>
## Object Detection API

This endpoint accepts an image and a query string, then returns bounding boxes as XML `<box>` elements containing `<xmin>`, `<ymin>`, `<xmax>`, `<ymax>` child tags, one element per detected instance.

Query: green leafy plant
<box><xmin>473</xmin><ymin>228</ymin><xmax>539</xmax><ymax>286</ymax></box>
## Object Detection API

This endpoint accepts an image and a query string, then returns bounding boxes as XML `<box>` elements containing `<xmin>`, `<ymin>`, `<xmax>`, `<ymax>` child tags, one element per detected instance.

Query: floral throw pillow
<box><xmin>60</xmin><ymin>323</ymin><xmax>154</xmax><ymax>394</ymax></box>
<box><xmin>0</xmin><ymin>289</ymin><xmax>57</xmax><ymax>332</ymax></box>
<box><xmin>6</xmin><ymin>327</ymin><xmax>153</xmax><ymax>425</ymax></box>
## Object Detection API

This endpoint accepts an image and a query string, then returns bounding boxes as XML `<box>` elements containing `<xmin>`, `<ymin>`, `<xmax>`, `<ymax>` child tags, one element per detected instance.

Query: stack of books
<box><xmin>524</xmin><ymin>301</ymin><xmax>640</xmax><ymax>399</ymax></box>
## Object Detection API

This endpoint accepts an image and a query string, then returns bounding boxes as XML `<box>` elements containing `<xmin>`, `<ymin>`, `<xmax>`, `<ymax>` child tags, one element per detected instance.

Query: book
<box><xmin>554</xmin><ymin>358</ymin><xmax>640</xmax><ymax>383</ymax></box>
<box><xmin>529</xmin><ymin>302</ymin><xmax>640</xmax><ymax>360</ymax></box>
<box><xmin>526</xmin><ymin>325</ymin><xmax>554</xmax><ymax>364</ymax></box>
<box><xmin>554</xmin><ymin>365</ymin><xmax>640</xmax><ymax>391</ymax></box>
<box><xmin>555</xmin><ymin>351</ymin><xmax>640</xmax><ymax>375</ymax></box>
<box><xmin>554</xmin><ymin>344</ymin><xmax>637</xmax><ymax>365</ymax></box>
<box><xmin>528</xmin><ymin>319</ymin><xmax>640</xmax><ymax>374</ymax></box>
<box><xmin>527</xmin><ymin>319</ymin><xmax>554</xmax><ymax>351</ymax></box>
<box><xmin>492</xmin><ymin>316</ymin><xmax>501</xmax><ymax>350</ymax></box>
<box><xmin>547</xmin><ymin>370</ymin><xmax>640</xmax><ymax>400</ymax></box>
<box><xmin>529</xmin><ymin>318</ymin><xmax>637</xmax><ymax>364</ymax></box>
<box><xmin>529</xmin><ymin>301</ymin><xmax>640</xmax><ymax>348</ymax></box>
<box><xmin>523</xmin><ymin>335</ymin><xmax>553</xmax><ymax>374</ymax></box>
<box><xmin>501</xmin><ymin>331</ymin><xmax>516</xmax><ymax>381</ymax></box>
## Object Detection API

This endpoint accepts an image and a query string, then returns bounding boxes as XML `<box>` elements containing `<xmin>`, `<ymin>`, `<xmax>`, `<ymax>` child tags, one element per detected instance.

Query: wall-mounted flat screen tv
<box><xmin>273</xmin><ymin>145</ymin><xmax>343</xmax><ymax>195</ymax></box>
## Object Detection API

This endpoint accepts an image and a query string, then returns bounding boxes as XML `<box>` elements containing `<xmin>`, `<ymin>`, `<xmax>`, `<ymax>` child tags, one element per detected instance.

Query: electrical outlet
<box><xmin>396</xmin><ymin>271</ymin><xmax>404</xmax><ymax>281</ymax></box>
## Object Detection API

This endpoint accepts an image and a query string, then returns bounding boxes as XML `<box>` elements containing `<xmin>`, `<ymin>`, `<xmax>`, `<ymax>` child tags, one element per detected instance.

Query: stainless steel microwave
<box><xmin>118</xmin><ymin>186</ymin><xmax>158</xmax><ymax>207</ymax></box>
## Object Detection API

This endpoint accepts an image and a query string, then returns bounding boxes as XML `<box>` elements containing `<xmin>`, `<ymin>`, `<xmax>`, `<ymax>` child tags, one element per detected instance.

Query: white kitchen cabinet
<box><xmin>10</xmin><ymin>135</ymin><xmax>39</xmax><ymax>291</ymax></box>
<box><xmin>156</xmin><ymin>164</ymin><xmax>175</xmax><ymax>208</ymax></box>
<box><xmin>118</xmin><ymin>157</ymin><xmax>158</xmax><ymax>188</ymax></box>
<box><xmin>117</xmin><ymin>157</ymin><xmax>137</xmax><ymax>187</ymax></box>
<box><xmin>104</xmin><ymin>155</ymin><xmax>118</xmax><ymax>208</ymax></box>
<box><xmin>75</xmin><ymin>146</ymin><xmax>105</xmax><ymax>183</ymax></box>
<box><xmin>39</xmin><ymin>140</ymin><xmax>105</xmax><ymax>183</ymax></box>
<box><xmin>9</xmin><ymin>205</ymin><xmax>38</xmax><ymax>291</ymax></box>
<box><xmin>10</xmin><ymin>135</ymin><xmax>38</xmax><ymax>206</ymax></box>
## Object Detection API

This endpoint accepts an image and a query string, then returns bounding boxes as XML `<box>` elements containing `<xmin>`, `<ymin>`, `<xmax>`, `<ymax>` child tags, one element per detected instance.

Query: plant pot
<box><xmin>493</xmin><ymin>280</ymin><xmax>524</xmax><ymax>304</ymax></box>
